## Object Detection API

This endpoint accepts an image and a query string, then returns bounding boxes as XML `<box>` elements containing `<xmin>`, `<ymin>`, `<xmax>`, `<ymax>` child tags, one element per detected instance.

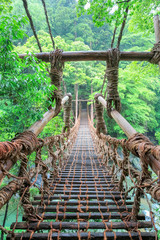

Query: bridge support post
<box><xmin>154</xmin><ymin>15</ymin><xmax>160</xmax><ymax>68</ymax></box>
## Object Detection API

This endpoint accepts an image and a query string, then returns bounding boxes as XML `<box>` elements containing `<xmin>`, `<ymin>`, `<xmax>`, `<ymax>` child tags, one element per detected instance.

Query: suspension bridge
<box><xmin>0</xmin><ymin>11</ymin><xmax>160</xmax><ymax>239</ymax></box>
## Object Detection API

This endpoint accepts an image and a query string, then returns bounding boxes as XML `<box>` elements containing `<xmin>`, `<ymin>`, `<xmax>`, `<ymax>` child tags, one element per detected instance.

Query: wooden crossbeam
<box><xmin>18</xmin><ymin>51</ymin><xmax>153</xmax><ymax>62</ymax></box>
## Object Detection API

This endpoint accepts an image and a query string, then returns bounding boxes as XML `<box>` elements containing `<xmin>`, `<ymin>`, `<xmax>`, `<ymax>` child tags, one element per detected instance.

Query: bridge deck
<box><xmin>7</xmin><ymin>111</ymin><xmax>155</xmax><ymax>239</ymax></box>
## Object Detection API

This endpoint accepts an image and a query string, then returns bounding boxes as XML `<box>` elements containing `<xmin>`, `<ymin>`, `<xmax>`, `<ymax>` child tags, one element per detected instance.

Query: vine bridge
<box><xmin>1</xmin><ymin>21</ymin><xmax>160</xmax><ymax>239</ymax></box>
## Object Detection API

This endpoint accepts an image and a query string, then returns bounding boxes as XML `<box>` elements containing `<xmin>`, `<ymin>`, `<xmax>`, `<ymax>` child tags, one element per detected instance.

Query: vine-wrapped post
<box><xmin>62</xmin><ymin>93</ymin><xmax>72</xmax><ymax>134</ymax></box>
<box><xmin>105</xmin><ymin>48</ymin><xmax>121</xmax><ymax>117</ymax></box>
<box><xmin>94</xmin><ymin>93</ymin><xmax>107</xmax><ymax>135</ymax></box>
<box><xmin>153</xmin><ymin>15</ymin><xmax>160</xmax><ymax>68</ymax></box>
<box><xmin>49</xmin><ymin>49</ymin><xmax>64</xmax><ymax>114</ymax></box>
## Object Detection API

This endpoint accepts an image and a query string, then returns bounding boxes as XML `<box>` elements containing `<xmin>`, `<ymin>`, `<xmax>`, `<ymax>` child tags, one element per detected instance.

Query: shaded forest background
<box><xmin>0</xmin><ymin>0</ymin><xmax>160</xmax><ymax>144</ymax></box>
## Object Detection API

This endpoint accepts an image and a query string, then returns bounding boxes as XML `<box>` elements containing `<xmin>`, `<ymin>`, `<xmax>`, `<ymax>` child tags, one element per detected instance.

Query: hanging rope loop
<box><xmin>49</xmin><ymin>49</ymin><xmax>64</xmax><ymax>113</ymax></box>
<box><xmin>106</xmin><ymin>48</ymin><xmax>121</xmax><ymax>118</ymax></box>
<box><xmin>149</xmin><ymin>41</ymin><xmax>160</xmax><ymax>64</ymax></box>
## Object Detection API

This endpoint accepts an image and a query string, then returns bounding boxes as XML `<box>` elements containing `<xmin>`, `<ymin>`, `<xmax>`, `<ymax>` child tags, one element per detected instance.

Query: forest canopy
<box><xmin>0</xmin><ymin>0</ymin><xmax>160</xmax><ymax>144</ymax></box>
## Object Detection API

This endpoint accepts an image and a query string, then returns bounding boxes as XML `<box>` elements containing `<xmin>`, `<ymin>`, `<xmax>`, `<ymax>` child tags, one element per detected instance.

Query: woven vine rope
<box><xmin>149</xmin><ymin>42</ymin><xmax>160</xmax><ymax>64</ymax></box>
<box><xmin>106</xmin><ymin>48</ymin><xmax>121</xmax><ymax>117</ymax></box>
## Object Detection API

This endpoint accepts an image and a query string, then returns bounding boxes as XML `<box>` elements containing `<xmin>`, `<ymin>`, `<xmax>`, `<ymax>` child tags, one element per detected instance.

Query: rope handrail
<box><xmin>0</xmin><ymin>114</ymin><xmax>80</xmax><ymax>213</ymax></box>
<box><xmin>88</xmin><ymin>110</ymin><xmax>160</xmax><ymax>225</ymax></box>
<box><xmin>96</xmin><ymin>94</ymin><xmax>160</xmax><ymax>176</ymax></box>
<box><xmin>0</xmin><ymin>111</ymin><xmax>157</xmax><ymax>239</ymax></box>
<box><xmin>0</xmin><ymin>95</ymin><xmax>71</xmax><ymax>183</ymax></box>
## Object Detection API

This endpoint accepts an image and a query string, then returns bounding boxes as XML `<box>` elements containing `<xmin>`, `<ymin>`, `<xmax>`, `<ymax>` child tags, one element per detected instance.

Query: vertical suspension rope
<box><xmin>41</xmin><ymin>0</ymin><xmax>55</xmax><ymax>50</ymax></box>
<box><xmin>22</xmin><ymin>0</ymin><xmax>42</xmax><ymax>52</ymax></box>
<box><xmin>116</xmin><ymin>6</ymin><xmax>129</xmax><ymax>49</ymax></box>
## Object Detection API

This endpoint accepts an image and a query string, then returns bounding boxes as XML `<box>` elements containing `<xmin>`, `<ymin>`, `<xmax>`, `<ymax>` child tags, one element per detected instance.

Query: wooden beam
<box><xmin>154</xmin><ymin>15</ymin><xmax>160</xmax><ymax>68</ymax></box>
<box><xmin>154</xmin><ymin>15</ymin><xmax>160</xmax><ymax>44</ymax></box>
<box><xmin>29</xmin><ymin>95</ymin><xmax>69</xmax><ymax>136</ymax></box>
<box><xmin>97</xmin><ymin>95</ymin><xmax>160</xmax><ymax>179</ymax></box>
<box><xmin>98</xmin><ymin>96</ymin><xmax>137</xmax><ymax>138</ymax></box>
<box><xmin>0</xmin><ymin>95</ymin><xmax>70</xmax><ymax>183</ymax></box>
<box><xmin>18</xmin><ymin>51</ymin><xmax>154</xmax><ymax>62</ymax></box>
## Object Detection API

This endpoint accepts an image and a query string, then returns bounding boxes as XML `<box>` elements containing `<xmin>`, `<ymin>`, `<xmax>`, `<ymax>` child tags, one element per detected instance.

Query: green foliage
<box><xmin>0</xmin><ymin>15</ymin><xmax>54</xmax><ymax>141</ymax></box>
<box><xmin>101</xmin><ymin>62</ymin><xmax>160</xmax><ymax>141</ymax></box>
<box><xmin>77</xmin><ymin>0</ymin><xmax>160</xmax><ymax>34</ymax></box>
<box><xmin>0</xmin><ymin>0</ymin><xmax>12</xmax><ymax>15</ymax></box>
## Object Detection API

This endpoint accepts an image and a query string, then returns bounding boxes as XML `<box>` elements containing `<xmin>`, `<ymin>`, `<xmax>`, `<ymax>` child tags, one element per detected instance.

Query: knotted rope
<box><xmin>49</xmin><ymin>49</ymin><xmax>64</xmax><ymax>114</ymax></box>
<box><xmin>106</xmin><ymin>48</ymin><xmax>121</xmax><ymax>117</ymax></box>
<box><xmin>149</xmin><ymin>42</ymin><xmax>160</xmax><ymax>64</ymax></box>
<box><xmin>94</xmin><ymin>93</ymin><xmax>107</xmax><ymax>135</ymax></box>
<box><xmin>62</xmin><ymin>93</ymin><xmax>72</xmax><ymax>134</ymax></box>
<box><xmin>0</xmin><ymin>131</ymin><xmax>39</xmax><ymax>167</ymax></box>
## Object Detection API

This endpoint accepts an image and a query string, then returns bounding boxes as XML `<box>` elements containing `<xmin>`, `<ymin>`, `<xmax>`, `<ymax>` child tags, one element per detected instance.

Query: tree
<box><xmin>0</xmin><ymin>15</ymin><xmax>53</xmax><ymax>141</ymax></box>
<box><xmin>77</xmin><ymin>0</ymin><xmax>160</xmax><ymax>33</ymax></box>
<box><xmin>0</xmin><ymin>0</ymin><xmax>12</xmax><ymax>15</ymax></box>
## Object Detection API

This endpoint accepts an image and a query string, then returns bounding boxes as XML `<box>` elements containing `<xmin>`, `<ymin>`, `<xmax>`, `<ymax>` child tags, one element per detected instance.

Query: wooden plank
<box><xmin>7</xmin><ymin>231</ymin><xmax>156</xmax><ymax>240</ymax></box>
<box><xmin>37</xmin><ymin>205</ymin><xmax>132</xmax><ymax>212</ymax></box>
<box><xmin>11</xmin><ymin>221</ymin><xmax>152</xmax><ymax>230</ymax></box>
<box><xmin>32</xmin><ymin>200</ymin><xmax>133</xmax><ymax>206</ymax></box>
<box><xmin>54</xmin><ymin>175</ymin><xmax>113</xmax><ymax>178</ymax></box>
<box><xmin>48</xmin><ymin>190</ymin><xmax>123</xmax><ymax>195</ymax></box>
<box><xmin>34</xmin><ymin>194</ymin><xmax>130</xmax><ymax>200</ymax></box>
<box><xmin>51</xmin><ymin>180</ymin><xmax>119</xmax><ymax>184</ymax></box>
<box><xmin>46</xmin><ymin>184</ymin><xmax>118</xmax><ymax>188</ymax></box>
<box><xmin>48</xmin><ymin>187</ymin><xmax>119</xmax><ymax>191</ymax></box>
<box><xmin>23</xmin><ymin>212</ymin><xmax>145</xmax><ymax>221</ymax></box>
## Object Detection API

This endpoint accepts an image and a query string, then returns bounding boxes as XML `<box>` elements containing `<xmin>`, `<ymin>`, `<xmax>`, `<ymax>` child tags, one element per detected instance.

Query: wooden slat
<box><xmin>11</xmin><ymin>221</ymin><xmax>152</xmax><ymax>230</ymax></box>
<box><xmin>34</xmin><ymin>194</ymin><xmax>130</xmax><ymax>200</ymax></box>
<box><xmin>51</xmin><ymin>180</ymin><xmax>119</xmax><ymax>184</ymax></box>
<box><xmin>32</xmin><ymin>200</ymin><xmax>133</xmax><ymax>206</ymax></box>
<box><xmin>49</xmin><ymin>186</ymin><xmax>119</xmax><ymax>190</ymax></box>
<box><xmin>48</xmin><ymin>190</ymin><xmax>123</xmax><ymax>195</ymax></box>
<box><xmin>23</xmin><ymin>212</ymin><xmax>145</xmax><ymax>221</ymax></box>
<box><xmin>49</xmin><ymin>183</ymin><xmax>118</xmax><ymax>187</ymax></box>
<box><xmin>7</xmin><ymin>232</ymin><xmax>156</xmax><ymax>240</ymax></box>
<box><xmin>37</xmin><ymin>205</ymin><xmax>132</xmax><ymax>213</ymax></box>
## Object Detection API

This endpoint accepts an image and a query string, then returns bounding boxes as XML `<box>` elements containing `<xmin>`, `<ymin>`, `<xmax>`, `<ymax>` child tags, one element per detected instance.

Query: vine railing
<box><xmin>88</xmin><ymin>94</ymin><xmax>160</xmax><ymax>222</ymax></box>
<box><xmin>0</xmin><ymin>94</ymin><xmax>80</xmax><ymax>227</ymax></box>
